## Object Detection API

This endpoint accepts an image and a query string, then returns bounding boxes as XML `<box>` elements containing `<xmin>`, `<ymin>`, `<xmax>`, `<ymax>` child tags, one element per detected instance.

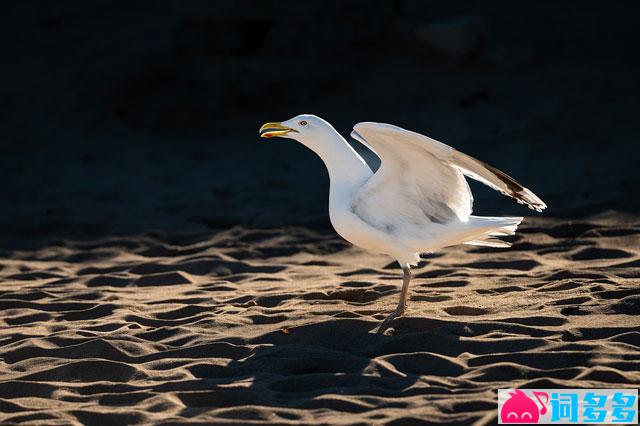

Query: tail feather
<box><xmin>464</xmin><ymin>216</ymin><xmax>523</xmax><ymax>248</ymax></box>
<box><xmin>464</xmin><ymin>238</ymin><xmax>512</xmax><ymax>248</ymax></box>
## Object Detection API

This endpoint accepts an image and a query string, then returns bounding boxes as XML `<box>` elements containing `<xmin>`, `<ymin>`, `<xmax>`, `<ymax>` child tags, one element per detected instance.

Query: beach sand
<box><xmin>1</xmin><ymin>211</ymin><xmax>638</xmax><ymax>425</ymax></box>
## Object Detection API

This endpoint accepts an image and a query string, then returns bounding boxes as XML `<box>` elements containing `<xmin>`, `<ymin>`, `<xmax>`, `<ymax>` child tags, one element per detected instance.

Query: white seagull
<box><xmin>260</xmin><ymin>114</ymin><xmax>546</xmax><ymax>333</ymax></box>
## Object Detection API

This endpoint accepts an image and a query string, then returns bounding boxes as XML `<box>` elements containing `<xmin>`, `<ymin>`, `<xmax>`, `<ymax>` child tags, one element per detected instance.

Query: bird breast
<box><xmin>328</xmin><ymin>188</ymin><xmax>397</xmax><ymax>257</ymax></box>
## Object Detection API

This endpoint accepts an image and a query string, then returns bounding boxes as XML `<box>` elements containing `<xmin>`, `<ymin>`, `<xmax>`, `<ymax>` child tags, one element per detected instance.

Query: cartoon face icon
<box><xmin>501</xmin><ymin>390</ymin><xmax>548</xmax><ymax>423</ymax></box>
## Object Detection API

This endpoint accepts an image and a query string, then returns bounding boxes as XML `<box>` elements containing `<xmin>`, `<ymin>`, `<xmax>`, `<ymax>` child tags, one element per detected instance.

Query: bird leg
<box><xmin>376</xmin><ymin>266</ymin><xmax>412</xmax><ymax>334</ymax></box>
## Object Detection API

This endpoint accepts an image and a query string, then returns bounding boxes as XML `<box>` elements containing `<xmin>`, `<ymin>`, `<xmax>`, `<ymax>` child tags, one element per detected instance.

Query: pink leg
<box><xmin>376</xmin><ymin>267</ymin><xmax>412</xmax><ymax>334</ymax></box>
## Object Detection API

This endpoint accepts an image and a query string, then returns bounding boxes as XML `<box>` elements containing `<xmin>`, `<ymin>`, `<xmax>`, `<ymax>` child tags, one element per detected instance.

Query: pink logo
<box><xmin>500</xmin><ymin>389</ymin><xmax>549</xmax><ymax>423</ymax></box>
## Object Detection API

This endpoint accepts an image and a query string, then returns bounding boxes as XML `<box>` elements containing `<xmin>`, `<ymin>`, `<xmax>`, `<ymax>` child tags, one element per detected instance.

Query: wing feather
<box><xmin>352</xmin><ymin>122</ymin><xmax>546</xmax><ymax>220</ymax></box>
<box><xmin>451</xmin><ymin>150</ymin><xmax>547</xmax><ymax>212</ymax></box>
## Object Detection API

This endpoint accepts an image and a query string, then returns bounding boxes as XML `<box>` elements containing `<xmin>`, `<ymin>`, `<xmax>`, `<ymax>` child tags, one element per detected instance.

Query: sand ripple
<box><xmin>1</xmin><ymin>214</ymin><xmax>639</xmax><ymax>425</ymax></box>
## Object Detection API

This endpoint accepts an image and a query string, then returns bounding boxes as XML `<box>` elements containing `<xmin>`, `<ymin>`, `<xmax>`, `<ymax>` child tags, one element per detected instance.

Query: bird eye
<box><xmin>299</xmin><ymin>120</ymin><xmax>308</xmax><ymax>126</ymax></box>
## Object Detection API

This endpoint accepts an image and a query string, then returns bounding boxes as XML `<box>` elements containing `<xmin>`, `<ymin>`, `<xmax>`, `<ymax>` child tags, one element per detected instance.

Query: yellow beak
<box><xmin>259</xmin><ymin>122</ymin><xmax>297</xmax><ymax>138</ymax></box>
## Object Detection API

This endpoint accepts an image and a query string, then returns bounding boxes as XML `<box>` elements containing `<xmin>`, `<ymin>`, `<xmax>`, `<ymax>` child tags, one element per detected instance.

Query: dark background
<box><xmin>2</xmin><ymin>0</ymin><xmax>639</xmax><ymax>249</ymax></box>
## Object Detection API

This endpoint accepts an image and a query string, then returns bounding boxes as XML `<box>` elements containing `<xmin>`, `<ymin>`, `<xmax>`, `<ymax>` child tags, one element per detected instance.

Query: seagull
<box><xmin>259</xmin><ymin>114</ymin><xmax>546</xmax><ymax>333</ymax></box>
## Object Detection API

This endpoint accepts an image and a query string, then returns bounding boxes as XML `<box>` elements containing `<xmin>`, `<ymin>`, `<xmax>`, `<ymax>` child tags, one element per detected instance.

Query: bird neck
<box><xmin>309</xmin><ymin>131</ymin><xmax>372</xmax><ymax>187</ymax></box>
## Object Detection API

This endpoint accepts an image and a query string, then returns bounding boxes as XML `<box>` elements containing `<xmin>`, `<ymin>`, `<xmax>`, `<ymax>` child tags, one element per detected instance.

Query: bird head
<box><xmin>259</xmin><ymin>114</ymin><xmax>330</xmax><ymax>144</ymax></box>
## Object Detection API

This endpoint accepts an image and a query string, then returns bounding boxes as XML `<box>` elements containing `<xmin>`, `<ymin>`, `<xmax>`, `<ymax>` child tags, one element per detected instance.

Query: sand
<box><xmin>0</xmin><ymin>211</ymin><xmax>638</xmax><ymax>425</ymax></box>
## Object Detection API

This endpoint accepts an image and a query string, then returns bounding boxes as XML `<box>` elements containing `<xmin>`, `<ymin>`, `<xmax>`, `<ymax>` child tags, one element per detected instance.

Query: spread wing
<box><xmin>349</xmin><ymin>123</ymin><xmax>472</xmax><ymax>233</ymax></box>
<box><xmin>350</xmin><ymin>122</ymin><xmax>546</xmax><ymax>233</ymax></box>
